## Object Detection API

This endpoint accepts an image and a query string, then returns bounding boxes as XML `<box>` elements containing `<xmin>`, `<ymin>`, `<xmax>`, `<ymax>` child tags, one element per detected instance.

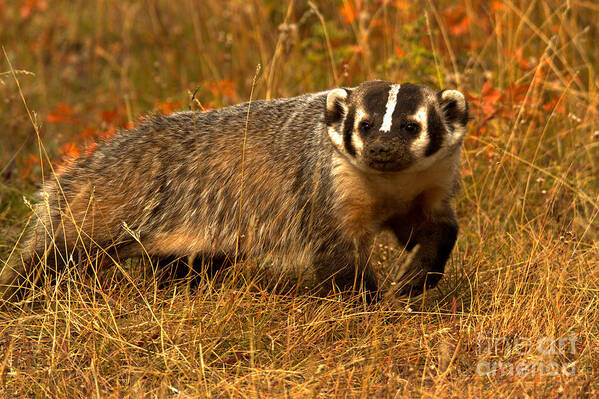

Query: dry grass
<box><xmin>1</xmin><ymin>0</ymin><xmax>598</xmax><ymax>397</ymax></box>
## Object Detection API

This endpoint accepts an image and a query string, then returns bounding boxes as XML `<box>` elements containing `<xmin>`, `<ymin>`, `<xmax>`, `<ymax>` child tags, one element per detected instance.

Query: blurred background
<box><xmin>2</xmin><ymin>0</ymin><xmax>597</xmax><ymax>246</ymax></box>
<box><xmin>0</xmin><ymin>1</ymin><xmax>598</xmax><ymax>395</ymax></box>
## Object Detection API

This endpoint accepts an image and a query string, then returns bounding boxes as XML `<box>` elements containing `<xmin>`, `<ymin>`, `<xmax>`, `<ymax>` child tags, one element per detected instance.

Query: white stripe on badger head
<box><xmin>409</xmin><ymin>106</ymin><xmax>430</xmax><ymax>158</ymax></box>
<box><xmin>379</xmin><ymin>84</ymin><xmax>401</xmax><ymax>132</ymax></box>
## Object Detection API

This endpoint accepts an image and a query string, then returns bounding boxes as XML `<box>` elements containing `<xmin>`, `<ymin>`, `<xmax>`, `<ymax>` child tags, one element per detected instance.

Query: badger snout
<box><xmin>364</xmin><ymin>138</ymin><xmax>412</xmax><ymax>171</ymax></box>
<box><xmin>367</xmin><ymin>141</ymin><xmax>394</xmax><ymax>161</ymax></box>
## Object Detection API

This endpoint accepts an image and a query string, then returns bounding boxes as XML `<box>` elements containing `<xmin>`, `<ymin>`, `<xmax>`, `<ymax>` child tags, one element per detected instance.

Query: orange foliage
<box><xmin>156</xmin><ymin>101</ymin><xmax>181</xmax><ymax>115</ymax></box>
<box><xmin>349</xmin><ymin>44</ymin><xmax>363</xmax><ymax>54</ymax></box>
<box><xmin>470</xmin><ymin>81</ymin><xmax>503</xmax><ymax>116</ymax></box>
<box><xmin>490</xmin><ymin>1</ymin><xmax>508</xmax><ymax>11</ymax></box>
<box><xmin>504</xmin><ymin>82</ymin><xmax>531</xmax><ymax>106</ymax></box>
<box><xmin>542</xmin><ymin>97</ymin><xmax>565</xmax><ymax>114</ymax></box>
<box><xmin>466</xmin><ymin>77</ymin><xmax>563</xmax><ymax>137</ymax></box>
<box><xmin>97</xmin><ymin>125</ymin><xmax>116</xmax><ymax>140</ymax></box>
<box><xmin>77</xmin><ymin>125</ymin><xmax>98</xmax><ymax>140</ymax></box>
<box><xmin>466</xmin><ymin>81</ymin><xmax>504</xmax><ymax>135</ymax></box>
<box><xmin>207</xmin><ymin>80</ymin><xmax>238</xmax><ymax>100</ymax></box>
<box><xmin>443</xmin><ymin>5</ymin><xmax>471</xmax><ymax>37</ymax></box>
<box><xmin>449</xmin><ymin>16</ymin><xmax>470</xmax><ymax>36</ymax></box>
<box><xmin>100</xmin><ymin>108</ymin><xmax>120</xmax><ymax>124</ymax></box>
<box><xmin>339</xmin><ymin>0</ymin><xmax>361</xmax><ymax>24</ymax></box>
<box><xmin>19</xmin><ymin>0</ymin><xmax>47</xmax><ymax>20</ymax></box>
<box><xmin>58</xmin><ymin>142</ymin><xmax>81</xmax><ymax>160</ymax></box>
<box><xmin>20</xmin><ymin>153</ymin><xmax>40</xmax><ymax>180</ymax></box>
<box><xmin>46</xmin><ymin>103</ymin><xmax>77</xmax><ymax>123</ymax></box>
<box><xmin>85</xmin><ymin>141</ymin><xmax>97</xmax><ymax>157</ymax></box>
<box><xmin>54</xmin><ymin>142</ymin><xmax>81</xmax><ymax>172</ymax></box>
<box><xmin>391</xmin><ymin>1</ymin><xmax>410</xmax><ymax>11</ymax></box>
<box><xmin>505</xmin><ymin>48</ymin><xmax>532</xmax><ymax>70</ymax></box>
<box><xmin>481</xmin><ymin>81</ymin><xmax>502</xmax><ymax>103</ymax></box>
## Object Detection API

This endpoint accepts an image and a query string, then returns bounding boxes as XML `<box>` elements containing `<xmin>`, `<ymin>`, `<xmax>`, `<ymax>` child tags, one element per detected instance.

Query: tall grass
<box><xmin>0</xmin><ymin>0</ymin><xmax>598</xmax><ymax>397</ymax></box>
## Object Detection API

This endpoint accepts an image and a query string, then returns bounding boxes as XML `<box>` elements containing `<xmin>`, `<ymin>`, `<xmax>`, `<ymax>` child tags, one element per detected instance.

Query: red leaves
<box><xmin>58</xmin><ymin>142</ymin><xmax>80</xmax><ymax>161</ymax></box>
<box><xmin>38</xmin><ymin>102</ymin><xmax>127</xmax><ymax>175</ymax></box>
<box><xmin>481</xmin><ymin>82</ymin><xmax>502</xmax><ymax>103</ymax></box>
<box><xmin>504</xmin><ymin>82</ymin><xmax>531</xmax><ymax>107</ymax></box>
<box><xmin>467</xmin><ymin>78</ymin><xmax>565</xmax><ymax>138</ymax></box>
<box><xmin>19</xmin><ymin>0</ymin><xmax>47</xmax><ymax>20</ymax></box>
<box><xmin>394</xmin><ymin>45</ymin><xmax>405</xmax><ymax>57</ymax></box>
<box><xmin>449</xmin><ymin>16</ymin><xmax>471</xmax><ymax>36</ymax></box>
<box><xmin>469</xmin><ymin>80</ymin><xmax>535</xmax><ymax>118</ymax></box>
<box><xmin>467</xmin><ymin>81</ymin><xmax>512</xmax><ymax>135</ymax></box>
<box><xmin>47</xmin><ymin>103</ymin><xmax>127</xmax><ymax>127</ymax></box>
<box><xmin>100</xmin><ymin>108</ymin><xmax>120</xmax><ymax>124</ymax></box>
<box><xmin>479</xmin><ymin>81</ymin><xmax>503</xmax><ymax>114</ymax></box>
<box><xmin>443</xmin><ymin>5</ymin><xmax>471</xmax><ymax>37</ymax></box>
<box><xmin>391</xmin><ymin>1</ymin><xmax>411</xmax><ymax>11</ymax></box>
<box><xmin>542</xmin><ymin>97</ymin><xmax>565</xmax><ymax>114</ymax></box>
<box><xmin>38</xmin><ymin>83</ymin><xmax>223</xmax><ymax>179</ymax></box>
<box><xmin>54</xmin><ymin>142</ymin><xmax>81</xmax><ymax>173</ymax></box>
<box><xmin>468</xmin><ymin>81</ymin><xmax>503</xmax><ymax>124</ymax></box>
<box><xmin>77</xmin><ymin>125</ymin><xmax>116</xmax><ymax>157</ymax></box>
<box><xmin>156</xmin><ymin>101</ymin><xmax>181</xmax><ymax>115</ymax></box>
<box><xmin>207</xmin><ymin>80</ymin><xmax>238</xmax><ymax>101</ymax></box>
<box><xmin>84</xmin><ymin>141</ymin><xmax>97</xmax><ymax>157</ymax></box>
<box><xmin>490</xmin><ymin>1</ymin><xmax>508</xmax><ymax>11</ymax></box>
<box><xmin>46</xmin><ymin>103</ymin><xmax>77</xmax><ymax>123</ymax></box>
<box><xmin>20</xmin><ymin>153</ymin><xmax>40</xmax><ymax>180</ymax></box>
<box><xmin>78</xmin><ymin>125</ymin><xmax>98</xmax><ymax>140</ymax></box>
<box><xmin>504</xmin><ymin>48</ymin><xmax>532</xmax><ymax>70</ymax></box>
<box><xmin>339</xmin><ymin>0</ymin><xmax>361</xmax><ymax>24</ymax></box>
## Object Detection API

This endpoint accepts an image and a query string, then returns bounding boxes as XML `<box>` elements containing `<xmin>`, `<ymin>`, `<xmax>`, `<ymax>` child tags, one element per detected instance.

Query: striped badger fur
<box><xmin>0</xmin><ymin>80</ymin><xmax>469</xmax><ymax>303</ymax></box>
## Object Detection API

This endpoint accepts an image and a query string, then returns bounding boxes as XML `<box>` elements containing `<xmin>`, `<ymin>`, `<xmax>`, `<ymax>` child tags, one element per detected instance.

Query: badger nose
<box><xmin>368</xmin><ymin>142</ymin><xmax>392</xmax><ymax>160</ymax></box>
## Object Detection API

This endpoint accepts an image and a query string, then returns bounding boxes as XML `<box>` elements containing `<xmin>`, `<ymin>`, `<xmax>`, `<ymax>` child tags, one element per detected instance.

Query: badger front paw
<box><xmin>384</xmin><ymin>243</ymin><xmax>448</xmax><ymax>299</ymax></box>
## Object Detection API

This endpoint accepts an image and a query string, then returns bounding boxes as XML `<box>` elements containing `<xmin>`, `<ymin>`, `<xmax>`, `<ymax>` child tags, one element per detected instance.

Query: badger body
<box><xmin>0</xmin><ymin>81</ymin><xmax>469</xmax><ymax>302</ymax></box>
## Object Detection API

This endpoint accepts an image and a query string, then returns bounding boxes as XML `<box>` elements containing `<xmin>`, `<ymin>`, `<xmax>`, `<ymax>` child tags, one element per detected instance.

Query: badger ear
<box><xmin>438</xmin><ymin>89</ymin><xmax>469</xmax><ymax>128</ymax></box>
<box><xmin>325</xmin><ymin>88</ymin><xmax>350</xmax><ymax>126</ymax></box>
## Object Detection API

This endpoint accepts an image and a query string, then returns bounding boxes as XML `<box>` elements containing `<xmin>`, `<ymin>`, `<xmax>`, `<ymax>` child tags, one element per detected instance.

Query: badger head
<box><xmin>325</xmin><ymin>80</ymin><xmax>469</xmax><ymax>173</ymax></box>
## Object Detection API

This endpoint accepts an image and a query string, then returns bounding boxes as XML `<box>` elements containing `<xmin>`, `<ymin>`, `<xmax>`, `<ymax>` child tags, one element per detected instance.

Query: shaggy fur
<box><xmin>0</xmin><ymin>80</ymin><xmax>469</xmax><ymax>303</ymax></box>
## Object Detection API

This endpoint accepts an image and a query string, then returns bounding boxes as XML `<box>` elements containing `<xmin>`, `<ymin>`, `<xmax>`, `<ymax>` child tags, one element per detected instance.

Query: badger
<box><xmin>0</xmin><ymin>80</ymin><xmax>469</xmax><ymax>303</ymax></box>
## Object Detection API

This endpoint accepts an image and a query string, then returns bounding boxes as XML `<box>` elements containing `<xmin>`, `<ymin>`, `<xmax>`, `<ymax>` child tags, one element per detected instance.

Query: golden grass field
<box><xmin>1</xmin><ymin>0</ymin><xmax>598</xmax><ymax>397</ymax></box>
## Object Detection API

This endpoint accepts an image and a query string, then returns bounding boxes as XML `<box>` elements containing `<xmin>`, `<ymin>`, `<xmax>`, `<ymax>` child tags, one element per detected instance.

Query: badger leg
<box><xmin>388</xmin><ymin>206</ymin><xmax>458</xmax><ymax>296</ymax></box>
<box><xmin>148</xmin><ymin>253</ymin><xmax>232</xmax><ymax>287</ymax></box>
<box><xmin>312</xmin><ymin>244</ymin><xmax>380</xmax><ymax>303</ymax></box>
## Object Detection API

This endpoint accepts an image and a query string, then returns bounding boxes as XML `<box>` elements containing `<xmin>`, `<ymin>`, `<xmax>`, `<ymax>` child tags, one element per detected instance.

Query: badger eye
<box><xmin>404</xmin><ymin>122</ymin><xmax>421</xmax><ymax>134</ymax></box>
<box><xmin>359</xmin><ymin>121</ymin><xmax>372</xmax><ymax>133</ymax></box>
